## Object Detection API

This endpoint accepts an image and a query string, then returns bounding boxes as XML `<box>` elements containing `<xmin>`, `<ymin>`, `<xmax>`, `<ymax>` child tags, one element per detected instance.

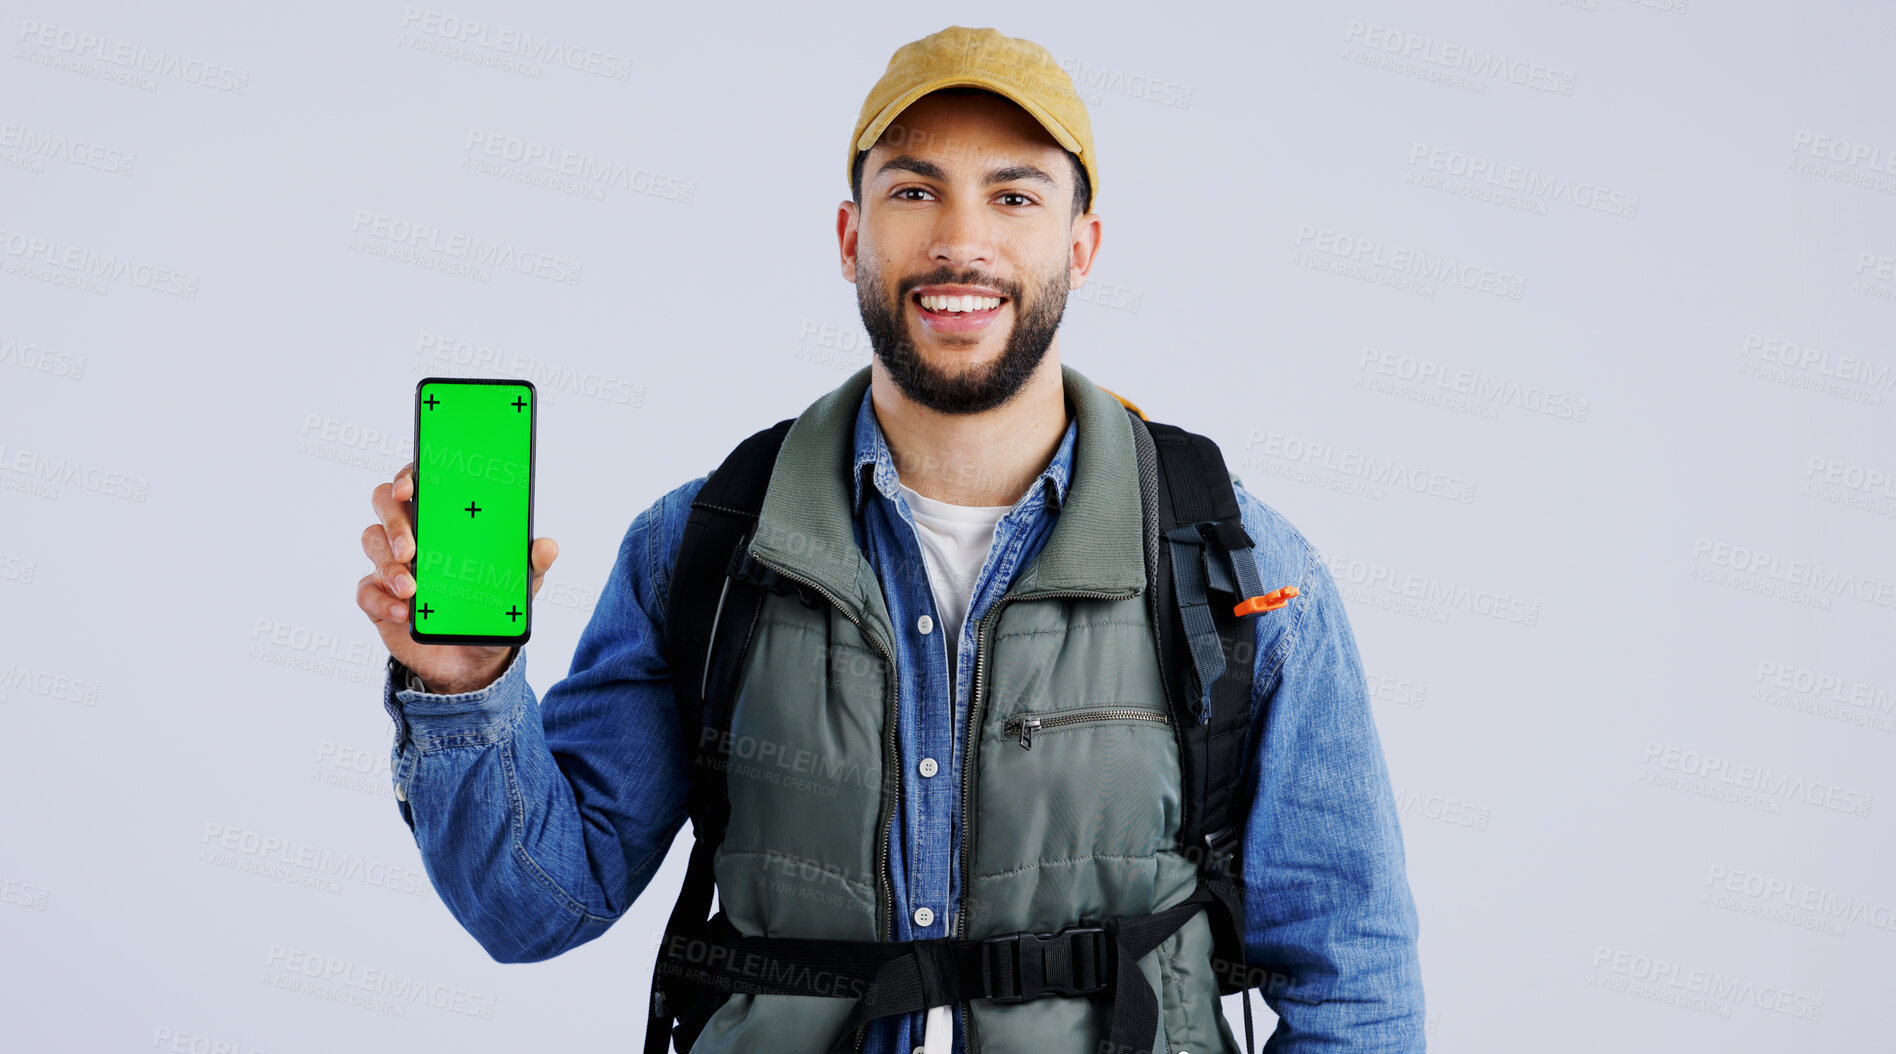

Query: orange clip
<box><xmin>1234</xmin><ymin>586</ymin><xmax>1299</xmax><ymax>617</ymax></box>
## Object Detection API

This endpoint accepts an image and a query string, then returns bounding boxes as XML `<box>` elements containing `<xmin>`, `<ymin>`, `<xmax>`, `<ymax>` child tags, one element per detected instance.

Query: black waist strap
<box><xmin>655</xmin><ymin>883</ymin><xmax>1217</xmax><ymax>1054</ymax></box>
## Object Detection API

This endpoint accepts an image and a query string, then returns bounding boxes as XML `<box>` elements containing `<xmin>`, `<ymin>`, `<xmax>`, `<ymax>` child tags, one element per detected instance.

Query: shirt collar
<box><xmin>850</xmin><ymin>384</ymin><xmax>1077</xmax><ymax>518</ymax></box>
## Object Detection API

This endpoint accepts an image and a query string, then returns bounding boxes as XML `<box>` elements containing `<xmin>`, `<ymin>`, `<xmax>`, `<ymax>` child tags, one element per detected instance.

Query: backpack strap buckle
<box><xmin>980</xmin><ymin>923</ymin><xmax>1112</xmax><ymax>1003</ymax></box>
<box><xmin>1201</xmin><ymin>824</ymin><xmax>1239</xmax><ymax>878</ymax></box>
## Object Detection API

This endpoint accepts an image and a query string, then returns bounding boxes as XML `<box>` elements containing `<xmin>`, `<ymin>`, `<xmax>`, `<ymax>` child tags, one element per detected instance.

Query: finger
<box><xmin>357</xmin><ymin>572</ymin><xmax>408</xmax><ymax>623</ymax></box>
<box><xmin>392</xmin><ymin>460</ymin><xmax>417</xmax><ymax>502</ymax></box>
<box><xmin>371</xmin><ymin>479</ymin><xmax>416</xmax><ymax>563</ymax></box>
<box><xmin>360</xmin><ymin>523</ymin><xmax>415</xmax><ymax>599</ymax></box>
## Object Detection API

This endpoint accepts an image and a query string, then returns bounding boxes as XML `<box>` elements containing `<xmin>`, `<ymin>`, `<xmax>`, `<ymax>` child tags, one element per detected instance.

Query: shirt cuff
<box><xmin>384</xmin><ymin>647</ymin><xmax>527</xmax><ymax>746</ymax></box>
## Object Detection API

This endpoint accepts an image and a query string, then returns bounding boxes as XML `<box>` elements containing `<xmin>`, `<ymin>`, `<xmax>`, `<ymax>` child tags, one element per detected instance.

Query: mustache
<box><xmin>896</xmin><ymin>267</ymin><xmax>1021</xmax><ymax>300</ymax></box>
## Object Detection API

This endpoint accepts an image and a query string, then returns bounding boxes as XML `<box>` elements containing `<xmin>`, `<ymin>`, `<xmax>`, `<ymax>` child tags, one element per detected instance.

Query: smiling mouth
<box><xmin>911</xmin><ymin>291</ymin><xmax>1007</xmax><ymax>314</ymax></box>
<box><xmin>909</xmin><ymin>290</ymin><xmax>1009</xmax><ymax>335</ymax></box>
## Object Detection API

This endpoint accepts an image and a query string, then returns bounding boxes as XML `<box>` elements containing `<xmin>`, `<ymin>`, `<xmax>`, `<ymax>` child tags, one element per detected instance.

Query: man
<box><xmin>357</xmin><ymin>25</ymin><xmax>1424</xmax><ymax>1054</ymax></box>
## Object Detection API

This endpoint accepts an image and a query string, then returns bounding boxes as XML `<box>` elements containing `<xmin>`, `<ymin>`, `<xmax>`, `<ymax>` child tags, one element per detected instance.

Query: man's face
<box><xmin>840</xmin><ymin>91</ymin><xmax>1097</xmax><ymax>415</ymax></box>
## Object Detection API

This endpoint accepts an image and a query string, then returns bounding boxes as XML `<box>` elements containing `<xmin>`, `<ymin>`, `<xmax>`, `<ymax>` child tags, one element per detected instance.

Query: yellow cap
<box><xmin>849</xmin><ymin>26</ymin><xmax>1098</xmax><ymax>209</ymax></box>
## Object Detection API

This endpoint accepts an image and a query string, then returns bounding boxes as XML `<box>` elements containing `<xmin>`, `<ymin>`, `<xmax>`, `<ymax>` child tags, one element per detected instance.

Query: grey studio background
<box><xmin>1</xmin><ymin>0</ymin><xmax>1891</xmax><ymax>1050</ymax></box>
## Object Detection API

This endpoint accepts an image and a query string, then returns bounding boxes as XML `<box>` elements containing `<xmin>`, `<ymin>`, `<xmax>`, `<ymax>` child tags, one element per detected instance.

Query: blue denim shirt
<box><xmin>383</xmin><ymin>385</ymin><xmax>1425</xmax><ymax>1052</ymax></box>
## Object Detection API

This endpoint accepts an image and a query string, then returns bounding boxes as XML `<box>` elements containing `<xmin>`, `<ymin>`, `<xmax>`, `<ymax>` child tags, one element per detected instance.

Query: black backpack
<box><xmin>644</xmin><ymin>402</ymin><xmax>1296</xmax><ymax>1054</ymax></box>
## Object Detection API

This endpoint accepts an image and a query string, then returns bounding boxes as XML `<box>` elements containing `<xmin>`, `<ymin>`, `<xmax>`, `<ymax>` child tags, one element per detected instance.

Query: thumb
<box><xmin>528</xmin><ymin>536</ymin><xmax>559</xmax><ymax>593</ymax></box>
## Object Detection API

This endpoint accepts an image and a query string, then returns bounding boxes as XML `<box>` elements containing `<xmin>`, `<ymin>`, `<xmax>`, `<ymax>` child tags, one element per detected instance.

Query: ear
<box><xmin>1065</xmin><ymin>210</ymin><xmax>1103</xmax><ymax>293</ymax></box>
<box><xmin>838</xmin><ymin>199</ymin><xmax>861</xmax><ymax>284</ymax></box>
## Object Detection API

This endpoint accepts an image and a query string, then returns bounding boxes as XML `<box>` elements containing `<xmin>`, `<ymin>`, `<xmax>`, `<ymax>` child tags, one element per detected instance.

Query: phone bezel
<box><xmin>408</xmin><ymin>376</ymin><xmax>536</xmax><ymax>647</ymax></box>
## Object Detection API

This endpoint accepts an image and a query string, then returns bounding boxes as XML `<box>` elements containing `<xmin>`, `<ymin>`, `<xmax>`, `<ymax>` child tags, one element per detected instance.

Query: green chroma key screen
<box><xmin>411</xmin><ymin>378</ymin><xmax>535</xmax><ymax>644</ymax></box>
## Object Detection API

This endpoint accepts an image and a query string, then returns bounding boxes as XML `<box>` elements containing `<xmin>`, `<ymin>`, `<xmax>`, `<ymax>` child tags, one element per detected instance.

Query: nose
<box><xmin>927</xmin><ymin>197</ymin><xmax>996</xmax><ymax>271</ymax></box>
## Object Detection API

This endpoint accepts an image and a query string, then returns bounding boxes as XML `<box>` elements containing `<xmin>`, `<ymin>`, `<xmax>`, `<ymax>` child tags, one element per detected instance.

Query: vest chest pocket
<box><xmin>1001</xmin><ymin>706</ymin><xmax>1172</xmax><ymax>750</ymax></box>
<box><xmin>970</xmin><ymin>698</ymin><xmax>1184</xmax><ymax>944</ymax></box>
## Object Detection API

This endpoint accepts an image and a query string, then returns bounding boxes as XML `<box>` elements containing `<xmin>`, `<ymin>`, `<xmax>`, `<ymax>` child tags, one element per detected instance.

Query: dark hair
<box><xmin>850</xmin><ymin>90</ymin><xmax>1092</xmax><ymax>220</ymax></box>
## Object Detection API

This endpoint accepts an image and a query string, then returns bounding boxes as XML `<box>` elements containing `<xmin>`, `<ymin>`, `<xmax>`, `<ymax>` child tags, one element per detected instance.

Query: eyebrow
<box><xmin>874</xmin><ymin>154</ymin><xmax>1060</xmax><ymax>190</ymax></box>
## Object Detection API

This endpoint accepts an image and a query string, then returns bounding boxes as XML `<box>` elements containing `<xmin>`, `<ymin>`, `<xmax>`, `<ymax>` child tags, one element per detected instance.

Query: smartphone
<box><xmin>409</xmin><ymin>377</ymin><xmax>536</xmax><ymax>646</ymax></box>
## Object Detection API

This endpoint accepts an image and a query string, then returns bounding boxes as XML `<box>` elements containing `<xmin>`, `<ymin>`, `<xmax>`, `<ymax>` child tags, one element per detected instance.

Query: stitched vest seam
<box><xmin>752</xmin><ymin>616</ymin><xmax>877</xmax><ymax>656</ymax></box>
<box><xmin>718</xmin><ymin>848</ymin><xmax>875</xmax><ymax>892</ymax></box>
<box><xmin>992</xmin><ymin>618</ymin><xmax>1151</xmax><ymax>642</ymax></box>
<box><xmin>973</xmin><ymin>851</ymin><xmax>1158</xmax><ymax>881</ymax></box>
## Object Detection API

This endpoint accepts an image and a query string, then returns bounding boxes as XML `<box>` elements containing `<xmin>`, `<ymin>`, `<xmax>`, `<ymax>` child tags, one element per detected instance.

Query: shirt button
<box><xmin>917</xmin><ymin>614</ymin><xmax>933</xmax><ymax>635</ymax></box>
<box><xmin>913</xmin><ymin>906</ymin><xmax>934</xmax><ymax>927</ymax></box>
<box><xmin>394</xmin><ymin>783</ymin><xmax>406</xmax><ymax>802</ymax></box>
<box><xmin>918</xmin><ymin>757</ymin><xmax>938</xmax><ymax>778</ymax></box>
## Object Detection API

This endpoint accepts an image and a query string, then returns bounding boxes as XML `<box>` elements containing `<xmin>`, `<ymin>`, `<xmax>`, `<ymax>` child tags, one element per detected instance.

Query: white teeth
<box><xmin>919</xmin><ymin>294</ymin><xmax>1002</xmax><ymax>313</ymax></box>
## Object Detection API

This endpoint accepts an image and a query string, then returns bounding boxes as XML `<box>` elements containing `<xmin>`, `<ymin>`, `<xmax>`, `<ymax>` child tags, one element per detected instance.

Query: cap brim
<box><xmin>856</xmin><ymin>73</ymin><xmax>1083</xmax><ymax>159</ymax></box>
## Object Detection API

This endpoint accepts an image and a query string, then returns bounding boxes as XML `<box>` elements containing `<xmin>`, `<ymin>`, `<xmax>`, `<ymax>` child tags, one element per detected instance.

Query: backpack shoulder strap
<box><xmin>665</xmin><ymin>416</ymin><xmax>796</xmax><ymax>820</ymax></box>
<box><xmin>1127</xmin><ymin>407</ymin><xmax>1295</xmax><ymax>1000</ymax></box>
<box><xmin>646</xmin><ymin>417</ymin><xmax>792</xmax><ymax>1054</ymax></box>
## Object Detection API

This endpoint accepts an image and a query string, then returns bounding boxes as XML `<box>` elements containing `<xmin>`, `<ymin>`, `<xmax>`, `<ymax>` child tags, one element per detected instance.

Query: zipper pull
<box><xmin>1004</xmin><ymin>716</ymin><xmax>1041</xmax><ymax>750</ymax></box>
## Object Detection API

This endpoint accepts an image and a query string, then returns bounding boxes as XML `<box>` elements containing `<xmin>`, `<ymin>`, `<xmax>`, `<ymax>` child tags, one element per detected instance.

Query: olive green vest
<box><xmin>688</xmin><ymin>365</ymin><xmax>1240</xmax><ymax>1054</ymax></box>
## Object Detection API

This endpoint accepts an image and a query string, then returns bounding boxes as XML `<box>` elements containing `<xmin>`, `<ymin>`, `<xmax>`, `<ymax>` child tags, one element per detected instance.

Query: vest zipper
<box><xmin>744</xmin><ymin>551</ymin><xmax>897</xmax><ymax>1054</ymax></box>
<box><xmin>1001</xmin><ymin>707</ymin><xmax>1171</xmax><ymax>750</ymax></box>
<box><xmin>952</xmin><ymin>585</ymin><xmax>1140</xmax><ymax>1052</ymax></box>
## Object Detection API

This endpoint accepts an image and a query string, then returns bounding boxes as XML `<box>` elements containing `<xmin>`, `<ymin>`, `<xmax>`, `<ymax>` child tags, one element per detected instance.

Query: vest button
<box><xmin>918</xmin><ymin>757</ymin><xmax>938</xmax><ymax>778</ymax></box>
<box><xmin>917</xmin><ymin>614</ymin><xmax>934</xmax><ymax>635</ymax></box>
<box><xmin>913</xmin><ymin>906</ymin><xmax>934</xmax><ymax>927</ymax></box>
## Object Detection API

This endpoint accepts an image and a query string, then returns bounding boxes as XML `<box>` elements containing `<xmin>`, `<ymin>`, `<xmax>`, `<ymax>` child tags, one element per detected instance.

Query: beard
<box><xmin>855</xmin><ymin>254</ymin><xmax>1070</xmax><ymax>415</ymax></box>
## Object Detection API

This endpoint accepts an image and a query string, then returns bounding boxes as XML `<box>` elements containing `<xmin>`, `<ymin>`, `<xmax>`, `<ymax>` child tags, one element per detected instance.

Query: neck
<box><xmin>868</xmin><ymin>341</ymin><xmax>1069</xmax><ymax>507</ymax></box>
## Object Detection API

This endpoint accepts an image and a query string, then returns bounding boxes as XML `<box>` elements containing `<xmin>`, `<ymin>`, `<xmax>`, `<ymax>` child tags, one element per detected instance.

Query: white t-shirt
<box><xmin>896</xmin><ymin>481</ymin><xmax>1011</xmax><ymax>686</ymax></box>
